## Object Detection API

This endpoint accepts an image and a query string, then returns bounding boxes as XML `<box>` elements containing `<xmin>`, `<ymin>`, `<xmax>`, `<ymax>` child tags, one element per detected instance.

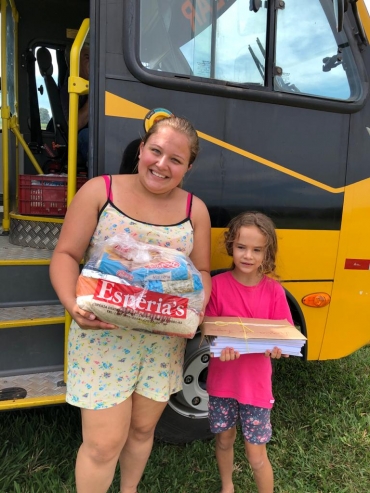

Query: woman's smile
<box><xmin>150</xmin><ymin>169</ymin><xmax>167</xmax><ymax>179</ymax></box>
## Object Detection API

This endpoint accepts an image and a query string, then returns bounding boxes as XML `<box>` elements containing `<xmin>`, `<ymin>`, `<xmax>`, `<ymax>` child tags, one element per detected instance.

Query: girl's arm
<box><xmin>49</xmin><ymin>177</ymin><xmax>117</xmax><ymax>330</ymax></box>
<box><xmin>189</xmin><ymin>195</ymin><xmax>212</xmax><ymax>323</ymax></box>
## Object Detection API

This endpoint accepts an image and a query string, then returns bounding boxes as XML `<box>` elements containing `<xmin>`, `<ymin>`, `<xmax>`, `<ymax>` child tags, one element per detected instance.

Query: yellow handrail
<box><xmin>1</xmin><ymin>0</ymin><xmax>42</xmax><ymax>231</ymax></box>
<box><xmin>67</xmin><ymin>18</ymin><xmax>90</xmax><ymax>206</ymax></box>
<box><xmin>1</xmin><ymin>0</ymin><xmax>10</xmax><ymax>231</ymax></box>
<box><xmin>64</xmin><ymin>18</ymin><xmax>90</xmax><ymax>384</ymax></box>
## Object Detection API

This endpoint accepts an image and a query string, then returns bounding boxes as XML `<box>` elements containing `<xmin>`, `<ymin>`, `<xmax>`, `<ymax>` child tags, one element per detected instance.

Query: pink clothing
<box><xmin>206</xmin><ymin>271</ymin><xmax>293</xmax><ymax>409</ymax></box>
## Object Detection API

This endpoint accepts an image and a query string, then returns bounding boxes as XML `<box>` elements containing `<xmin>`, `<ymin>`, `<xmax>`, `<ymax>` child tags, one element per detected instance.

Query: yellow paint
<box><xmin>358</xmin><ymin>0</ymin><xmax>370</xmax><ymax>42</ymax></box>
<box><xmin>1</xmin><ymin>0</ymin><xmax>12</xmax><ymax>231</ymax></box>
<box><xmin>0</xmin><ymin>395</ymin><xmax>66</xmax><ymax>410</ymax></box>
<box><xmin>0</xmin><ymin>259</ymin><xmax>51</xmax><ymax>266</ymax></box>
<box><xmin>320</xmin><ymin>178</ymin><xmax>370</xmax><ymax>359</ymax></box>
<box><xmin>0</xmin><ymin>317</ymin><xmax>64</xmax><ymax>329</ymax></box>
<box><xmin>66</xmin><ymin>28</ymin><xmax>79</xmax><ymax>39</ymax></box>
<box><xmin>10</xmin><ymin>212</ymin><xmax>64</xmax><ymax>223</ymax></box>
<box><xmin>67</xmin><ymin>18</ymin><xmax>90</xmax><ymax>207</ymax></box>
<box><xmin>211</xmin><ymin>228</ymin><xmax>340</xmax><ymax>281</ymax></box>
<box><xmin>105</xmin><ymin>92</ymin><xmax>149</xmax><ymax>120</ymax></box>
<box><xmin>10</xmin><ymin>118</ymin><xmax>44</xmax><ymax>175</ymax></box>
<box><xmin>68</xmin><ymin>75</ymin><xmax>89</xmax><ymax>96</ymax></box>
<box><xmin>282</xmin><ymin>281</ymin><xmax>333</xmax><ymax>360</ymax></box>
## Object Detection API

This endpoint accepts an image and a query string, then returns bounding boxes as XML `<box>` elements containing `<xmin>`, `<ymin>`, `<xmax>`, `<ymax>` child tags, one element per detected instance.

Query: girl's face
<box><xmin>138</xmin><ymin>127</ymin><xmax>192</xmax><ymax>194</ymax></box>
<box><xmin>231</xmin><ymin>225</ymin><xmax>267</xmax><ymax>286</ymax></box>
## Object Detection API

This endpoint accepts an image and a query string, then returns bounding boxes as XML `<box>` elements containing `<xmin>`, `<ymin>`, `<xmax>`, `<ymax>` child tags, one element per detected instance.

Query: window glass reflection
<box><xmin>140</xmin><ymin>0</ymin><xmax>268</xmax><ymax>85</ymax></box>
<box><xmin>275</xmin><ymin>0</ymin><xmax>360</xmax><ymax>100</ymax></box>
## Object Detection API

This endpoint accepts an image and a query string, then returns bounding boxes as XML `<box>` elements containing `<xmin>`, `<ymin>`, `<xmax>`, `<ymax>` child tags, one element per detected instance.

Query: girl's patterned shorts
<box><xmin>208</xmin><ymin>396</ymin><xmax>272</xmax><ymax>444</ymax></box>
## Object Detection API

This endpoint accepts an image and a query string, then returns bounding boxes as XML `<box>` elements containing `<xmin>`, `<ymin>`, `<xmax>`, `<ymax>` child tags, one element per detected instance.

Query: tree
<box><xmin>39</xmin><ymin>107</ymin><xmax>51</xmax><ymax>124</ymax></box>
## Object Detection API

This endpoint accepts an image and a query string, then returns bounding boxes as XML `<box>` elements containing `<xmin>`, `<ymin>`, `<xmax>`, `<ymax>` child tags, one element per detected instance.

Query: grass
<box><xmin>1</xmin><ymin>347</ymin><xmax>369</xmax><ymax>493</ymax></box>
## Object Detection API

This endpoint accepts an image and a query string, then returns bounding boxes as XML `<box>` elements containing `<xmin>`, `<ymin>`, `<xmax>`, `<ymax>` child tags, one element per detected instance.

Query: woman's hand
<box><xmin>265</xmin><ymin>347</ymin><xmax>289</xmax><ymax>359</ymax></box>
<box><xmin>70</xmin><ymin>304</ymin><xmax>118</xmax><ymax>330</ymax></box>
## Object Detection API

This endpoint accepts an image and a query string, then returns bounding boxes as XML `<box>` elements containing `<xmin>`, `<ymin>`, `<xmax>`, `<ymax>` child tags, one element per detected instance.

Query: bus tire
<box><xmin>155</xmin><ymin>405</ymin><xmax>213</xmax><ymax>444</ymax></box>
<box><xmin>155</xmin><ymin>331</ymin><xmax>213</xmax><ymax>444</ymax></box>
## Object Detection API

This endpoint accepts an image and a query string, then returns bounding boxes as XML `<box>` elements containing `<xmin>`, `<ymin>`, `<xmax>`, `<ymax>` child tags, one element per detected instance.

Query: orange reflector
<box><xmin>302</xmin><ymin>292</ymin><xmax>331</xmax><ymax>308</ymax></box>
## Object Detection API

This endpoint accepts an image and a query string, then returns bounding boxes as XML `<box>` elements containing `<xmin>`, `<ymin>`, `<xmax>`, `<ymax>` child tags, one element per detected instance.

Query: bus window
<box><xmin>274</xmin><ymin>0</ymin><xmax>361</xmax><ymax>100</ymax></box>
<box><xmin>35</xmin><ymin>46</ymin><xmax>59</xmax><ymax>131</ymax></box>
<box><xmin>139</xmin><ymin>0</ymin><xmax>268</xmax><ymax>85</ymax></box>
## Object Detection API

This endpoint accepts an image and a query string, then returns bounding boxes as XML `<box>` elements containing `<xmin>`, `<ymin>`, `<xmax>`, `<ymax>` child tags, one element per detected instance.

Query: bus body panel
<box><xmin>321</xmin><ymin>177</ymin><xmax>370</xmax><ymax>359</ymax></box>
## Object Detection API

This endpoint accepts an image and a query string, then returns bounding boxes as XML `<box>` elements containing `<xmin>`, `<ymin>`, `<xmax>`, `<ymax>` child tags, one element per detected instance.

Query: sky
<box><xmin>365</xmin><ymin>0</ymin><xmax>370</xmax><ymax>12</ymax></box>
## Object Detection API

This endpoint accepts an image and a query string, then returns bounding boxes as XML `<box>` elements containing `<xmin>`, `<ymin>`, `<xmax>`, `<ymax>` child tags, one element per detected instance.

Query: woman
<box><xmin>50</xmin><ymin>116</ymin><xmax>211</xmax><ymax>493</ymax></box>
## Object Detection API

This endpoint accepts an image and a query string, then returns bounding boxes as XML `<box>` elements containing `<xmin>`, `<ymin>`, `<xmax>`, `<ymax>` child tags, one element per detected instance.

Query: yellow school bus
<box><xmin>1</xmin><ymin>0</ymin><xmax>370</xmax><ymax>442</ymax></box>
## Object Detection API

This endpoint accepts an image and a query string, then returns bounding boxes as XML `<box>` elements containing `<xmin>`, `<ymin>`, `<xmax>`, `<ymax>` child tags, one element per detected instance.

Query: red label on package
<box><xmin>93</xmin><ymin>279</ymin><xmax>188</xmax><ymax>318</ymax></box>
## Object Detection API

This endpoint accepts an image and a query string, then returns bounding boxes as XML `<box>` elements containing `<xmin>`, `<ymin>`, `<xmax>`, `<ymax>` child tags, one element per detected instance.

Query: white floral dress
<box><xmin>66</xmin><ymin>176</ymin><xmax>194</xmax><ymax>410</ymax></box>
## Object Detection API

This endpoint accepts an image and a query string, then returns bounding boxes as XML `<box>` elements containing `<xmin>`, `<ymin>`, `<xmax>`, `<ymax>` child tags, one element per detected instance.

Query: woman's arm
<box><xmin>189</xmin><ymin>196</ymin><xmax>212</xmax><ymax>322</ymax></box>
<box><xmin>50</xmin><ymin>176</ymin><xmax>117</xmax><ymax>329</ymax></box>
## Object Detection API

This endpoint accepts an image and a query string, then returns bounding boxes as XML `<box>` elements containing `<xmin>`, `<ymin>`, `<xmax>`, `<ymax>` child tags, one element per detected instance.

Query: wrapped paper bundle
<box><xmin>201</xmin><ymin>316</ymin><xmax>307</xmax><ymax>357</ymax></box>
<box><xmin>76</xmin><ymin>233</ymin><xmax>204</xmax><ymax>338</ymax></box>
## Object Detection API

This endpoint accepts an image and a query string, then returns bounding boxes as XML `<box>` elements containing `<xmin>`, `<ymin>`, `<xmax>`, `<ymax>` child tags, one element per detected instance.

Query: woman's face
<box><xmin>138</xmin><ymin>127</ymin><xmax>192</xmax><ymax>194</ymax></box>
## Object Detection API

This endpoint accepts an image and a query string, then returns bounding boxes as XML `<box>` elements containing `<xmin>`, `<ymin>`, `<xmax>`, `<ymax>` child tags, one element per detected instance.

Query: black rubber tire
<box><xmin>155</xmin><ymin>404</ymin><xmax>213</xmax><ymax>444</ymax></box>
<box><xmin>154</xmin><ymin>331</ymin><xmax>213</xmax><ymax>444</ymax></box>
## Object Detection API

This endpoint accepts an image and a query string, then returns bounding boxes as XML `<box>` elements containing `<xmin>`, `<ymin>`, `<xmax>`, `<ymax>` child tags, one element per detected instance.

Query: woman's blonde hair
<box><xmin>142</xmin><ymin>116</ymin><xmax>199</xmax><ymax>165</ymax></box>
<box><xmin>224</xmin><ymin>211</ymin><xmax>278</xmax><ymax>276</ymax></box>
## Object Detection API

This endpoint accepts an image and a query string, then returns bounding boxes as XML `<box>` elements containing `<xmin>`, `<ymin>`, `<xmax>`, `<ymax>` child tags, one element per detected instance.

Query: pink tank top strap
<box><xmin>103</xmin><ymin>174</ymin><xmax>114</xmax><ymax>201</ymax></box>
<box><xmin>186</xmin><ymin>192</ymin><xmax>193</xmax><ymax>218</ymax></box>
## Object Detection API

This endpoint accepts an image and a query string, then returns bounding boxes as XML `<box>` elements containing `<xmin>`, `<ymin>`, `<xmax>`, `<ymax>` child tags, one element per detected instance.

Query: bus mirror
<box><xmin>249</xmin><ymin>0</ymin><xmax>262</xmax><ymax>12</ymax></box>
<box><xmin>333</xmin><ymin>0</ymin><xmax>345</xmax><ymax>32</ymax></box>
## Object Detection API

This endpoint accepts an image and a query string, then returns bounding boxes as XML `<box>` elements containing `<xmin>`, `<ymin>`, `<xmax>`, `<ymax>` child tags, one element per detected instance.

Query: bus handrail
<box><xmin>67</xmin><ymin>18</ymin><xmax>90</xmax><ymax>207</ymax></box>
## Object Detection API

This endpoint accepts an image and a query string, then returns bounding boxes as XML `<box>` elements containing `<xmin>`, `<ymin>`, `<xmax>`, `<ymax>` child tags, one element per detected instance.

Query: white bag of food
<box><xmin>76</xmin><ymin>233</ymin><xmax>204</xmax><ymax>338</ymax></box>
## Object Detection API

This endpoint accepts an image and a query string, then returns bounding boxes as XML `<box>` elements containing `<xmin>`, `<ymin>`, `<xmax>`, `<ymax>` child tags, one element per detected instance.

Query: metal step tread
<box><xmin>0</xmin><ymin>371</ymin><xmax>66</xmax><ymax>400</ymax></box>
<box><xmin>0</xmin><ymin>235</ymin><xmax>53</xmax><ymax>261</ymax></box>
<box><xmin>0</xmin><ymin>304</ymin><xmax>65</xmax><ymax>322</ymax></box>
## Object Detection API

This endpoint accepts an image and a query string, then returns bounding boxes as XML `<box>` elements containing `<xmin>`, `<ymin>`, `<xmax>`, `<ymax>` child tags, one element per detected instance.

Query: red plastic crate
<box><xmin>18</xmin><ymin>175</ymin><xmax>88</xmax><ymax>216</ymax></box>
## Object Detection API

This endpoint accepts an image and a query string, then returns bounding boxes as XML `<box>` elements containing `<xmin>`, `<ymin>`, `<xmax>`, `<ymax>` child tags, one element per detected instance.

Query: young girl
<box><xmin>206</xmin><ymin>211</ymin><xmax>293</xmax><ymax>493</ymax></box>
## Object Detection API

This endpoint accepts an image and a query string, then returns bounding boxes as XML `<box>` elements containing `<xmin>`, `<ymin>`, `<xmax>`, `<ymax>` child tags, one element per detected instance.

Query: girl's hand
<box><xmin>71</xmin><ymin>304</ymin><xmax>118</xmax><ymax>330</ymax></box>
<box><xmin>220</xmin><ymin>347</ymin><xmax>240</xmax><ymax>362</ymax></box>
<box><xmin>265</xmin><ymin>347</ymin><xmax>289</xmax><ymax>359</ymax></box>
<box><xmin>198</xmin><ymin>310</ymin><xmax>205</xmax><ymax>326</ymax></box>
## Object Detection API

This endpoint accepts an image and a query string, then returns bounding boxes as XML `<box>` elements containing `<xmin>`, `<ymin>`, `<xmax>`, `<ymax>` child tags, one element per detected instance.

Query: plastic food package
<box><xmin>76</xmin><ymin>233</ymin><xmax>204</xmax><ymax>338</ymax></box>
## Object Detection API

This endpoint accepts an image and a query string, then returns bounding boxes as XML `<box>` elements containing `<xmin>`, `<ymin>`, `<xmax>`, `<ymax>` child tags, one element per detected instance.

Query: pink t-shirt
<box><xmin>206</xmin><ymin>271</ymin><xmax>293</xmax><ymax>409</ymax></box>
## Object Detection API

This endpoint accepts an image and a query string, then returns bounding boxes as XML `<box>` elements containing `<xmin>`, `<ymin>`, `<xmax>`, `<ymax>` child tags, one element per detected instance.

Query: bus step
<box><xmin>0</xmin><ymin>305</ymin><xmax>65</xmax><ymax>378</ymax></box>
<box><xmin>0</xmin><ymin>235</ymin><xmax>61</xmax><ymax>305</ymax></box>
<box><xmin>0</xmin><ymin>304</ymin><xmax>65</xmax><ymax>327</ymax></box>
<box><xmin>0</xmin><ymin>371</ymin><xmax>66</xmax><ymax>410</ymax></box>
<box><xmin>0</xmin><ymin>233</ymin><xmax>53</xmax><ymax>261</ymax></box>
<box><xmin>9</xmin><ymin>212</ymin><xmax>63</xmax><ymax>251</ymax></box>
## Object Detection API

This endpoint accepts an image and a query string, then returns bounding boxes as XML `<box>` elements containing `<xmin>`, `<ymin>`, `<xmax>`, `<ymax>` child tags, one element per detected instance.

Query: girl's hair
<box><xmin>142</xmin><ymin>116</ymin><xmax>199</xmax><ymax>165</ymax></box>
<box><xmin>224</xmin><ymin>211</ymin><xmax>278</xmax><ymax>276</ymax></box>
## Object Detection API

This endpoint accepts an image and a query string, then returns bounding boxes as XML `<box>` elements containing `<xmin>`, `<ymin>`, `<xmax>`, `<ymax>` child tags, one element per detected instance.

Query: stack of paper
<box><xmin>201</xmin><ymin>316</ymin><xmax>307</xmax><ymax>357</ymax></box>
